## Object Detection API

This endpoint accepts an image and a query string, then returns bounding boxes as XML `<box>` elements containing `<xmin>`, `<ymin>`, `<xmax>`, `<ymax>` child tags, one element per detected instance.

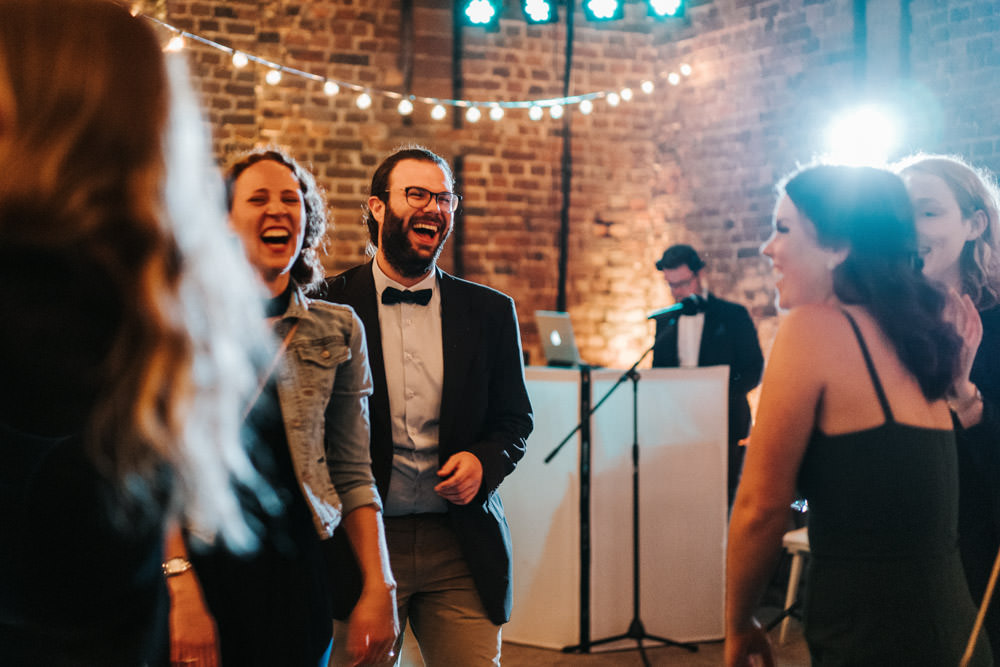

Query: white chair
<box><xmin>779</xmin><ymin>526</ymin><xmax>810</xmax><ymax>644</ymax></box>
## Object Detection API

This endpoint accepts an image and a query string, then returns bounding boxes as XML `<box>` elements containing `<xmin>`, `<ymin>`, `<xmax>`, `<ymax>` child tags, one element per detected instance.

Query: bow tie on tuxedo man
<box><xmin>381</xmin><ymin>286</ymin><xmax>432</xmax><ymax>306</ymax></box>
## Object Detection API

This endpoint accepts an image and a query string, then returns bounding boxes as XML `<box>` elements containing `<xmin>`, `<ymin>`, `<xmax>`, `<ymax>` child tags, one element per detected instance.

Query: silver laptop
<box><xmin>535</xmin><ymin>310</ymin><xmax>583</xmax><ymax>367</ymax></box>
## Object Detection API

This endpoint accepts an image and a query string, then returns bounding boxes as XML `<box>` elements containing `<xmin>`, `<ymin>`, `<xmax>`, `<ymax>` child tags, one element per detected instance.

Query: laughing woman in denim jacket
<box><xmin>168</xmin><ymin>148</ymin><xmax>398</xmax><ymax>667</ymax></box>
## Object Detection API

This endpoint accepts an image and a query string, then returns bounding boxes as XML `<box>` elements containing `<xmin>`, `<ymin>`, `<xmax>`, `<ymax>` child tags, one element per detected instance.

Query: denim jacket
<box><xmin>273</xmin><ymin>285</ymin><xmax>380</xmax><ymax>538</ymax></box>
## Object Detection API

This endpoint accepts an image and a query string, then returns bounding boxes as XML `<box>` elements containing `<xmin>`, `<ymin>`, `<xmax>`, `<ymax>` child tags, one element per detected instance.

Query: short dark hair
<box><xmin>655</xmin><ymin>244</ymin><xmax>705</xmax><ymax>272</ymax></box>
<box><xmin>363</xmin><ymin>146</ymin><xmax>454</xmax><ymax>248</ymax></box>
<box><xmin>225</xmin><ymin>147</ymin><xmax>328</xmax><ymax>293</ymax></box>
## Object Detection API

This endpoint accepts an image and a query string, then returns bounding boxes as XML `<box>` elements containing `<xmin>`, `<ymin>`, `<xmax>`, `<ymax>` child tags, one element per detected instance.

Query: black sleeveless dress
<box><xmin>797</xmin><ymin>311</ymin><xmax>992</xmax><ymax>666</ymax></box>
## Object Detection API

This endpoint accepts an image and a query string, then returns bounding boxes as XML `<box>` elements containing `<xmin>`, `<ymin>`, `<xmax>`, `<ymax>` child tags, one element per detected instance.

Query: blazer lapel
<box><xmin>437</xmin><ymin>270</ymin><xmax>479</xmax><ymax>458</ymax></box>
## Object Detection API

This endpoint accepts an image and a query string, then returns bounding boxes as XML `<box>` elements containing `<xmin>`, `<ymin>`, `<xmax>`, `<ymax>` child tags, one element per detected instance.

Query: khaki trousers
<box><xmin>331</xmin><ymin>514</ymin><xmax>501</xmax><ymax>666</ymax></box>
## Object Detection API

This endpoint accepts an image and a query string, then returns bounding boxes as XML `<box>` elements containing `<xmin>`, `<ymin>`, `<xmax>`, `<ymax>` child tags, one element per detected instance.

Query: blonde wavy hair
<box><xmin>896</xmin><ymin>154</ymin><xmax>1000</xmax><ymax>311</ymax></box>
<box><xmin>0</xmin><ymin>0</ymin><xmax>267</xmax><ymax>548</ymax></box>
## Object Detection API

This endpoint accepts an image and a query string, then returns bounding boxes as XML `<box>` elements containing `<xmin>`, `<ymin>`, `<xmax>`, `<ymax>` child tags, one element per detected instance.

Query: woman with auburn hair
<box><xmin>0</xmin><ymin>0</ymin><xmax>266</xmax><ymax>664</ymax></box>
<box><xmin>898</xmin><ymin>154</ymin><xmax>1000</xmax><ymax>658</ymax></box>
<box><xmin>725</xmin><ymin>164</ymin><xmax>990</xmax><ymax>666</ymax></box>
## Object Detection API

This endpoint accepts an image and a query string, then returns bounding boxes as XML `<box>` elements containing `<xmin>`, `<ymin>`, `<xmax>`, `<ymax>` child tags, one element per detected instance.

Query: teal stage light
<box><xmin>582</xmin><ymin>0</ymin><xmax>623</xmax><ymax>22</ymax></box>
<box><xmin>459</xmin><ymin>0</ymin><xmax>502</xmax><ymax>28</ymax></box>
<box><xmin>647</xmin><ymin>0</ymin><xmax>684</xmax><ymax>18</ymax></box>
<box><xmin>522</xmin><ymin>0</ymin><xmax>557</xmax><ymax>24</ymax></box>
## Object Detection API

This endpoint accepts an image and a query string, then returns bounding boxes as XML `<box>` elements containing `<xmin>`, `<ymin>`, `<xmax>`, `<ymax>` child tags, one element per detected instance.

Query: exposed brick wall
<box><xmin>145</xmin><ymin>0</ymin><xmax>1000</xmax><ymax>369</ymax></box>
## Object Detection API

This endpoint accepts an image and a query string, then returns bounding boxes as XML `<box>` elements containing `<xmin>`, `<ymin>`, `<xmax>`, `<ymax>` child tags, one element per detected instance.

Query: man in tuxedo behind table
<box><xmin>324</xmin><ymin>146</ymin><xmax>533</xmax><ymax>666</ymax></box>
<box><xmin>650</xmin><ymin>244</ymin><xmax>763</xmax><ymax>506</ymax></box>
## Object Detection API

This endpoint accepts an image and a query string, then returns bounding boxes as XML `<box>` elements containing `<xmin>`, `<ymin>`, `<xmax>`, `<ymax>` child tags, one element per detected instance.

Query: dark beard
<box><xmin>380</xmin><ymin>205</ymin><xmax>450</xmax><ymax>279</ymax></box>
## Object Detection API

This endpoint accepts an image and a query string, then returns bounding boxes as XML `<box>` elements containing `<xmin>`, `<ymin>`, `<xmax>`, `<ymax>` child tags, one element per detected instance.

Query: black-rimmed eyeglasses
<box><xmin>387</xmin><ymin>186</ymin><xmax>462</xmax><ymax>213</ymax></box>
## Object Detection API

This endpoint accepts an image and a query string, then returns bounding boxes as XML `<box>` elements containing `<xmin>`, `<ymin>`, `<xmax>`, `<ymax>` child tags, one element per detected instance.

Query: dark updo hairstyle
<box><xmin>779</xmin><ymin>164</ymin><xmax>961</xmax><ymax>400</ymax></box>
<box><xmin>225</xmin><ymin>147</ymin><xmax>328</xmax><ymax>293</ymax></box>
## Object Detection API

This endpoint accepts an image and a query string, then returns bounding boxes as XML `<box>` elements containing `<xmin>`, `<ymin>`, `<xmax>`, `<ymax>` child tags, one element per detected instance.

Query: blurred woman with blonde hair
<box><xmin>0</xmin><ymin>0</ymin><xmax>266</xmax><ymax>663</ymax></box>
<box><xmin>898</xmin><ymin>153</ymin><xmax>1000</xmax><ymax>657</ymax></box>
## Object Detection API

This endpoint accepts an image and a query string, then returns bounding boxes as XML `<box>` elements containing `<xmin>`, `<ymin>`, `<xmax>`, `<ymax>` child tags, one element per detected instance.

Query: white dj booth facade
<box><xmin>501</xmin><ymin>366</ymin><xmax>729</xmax><ymax>649</ymax></box>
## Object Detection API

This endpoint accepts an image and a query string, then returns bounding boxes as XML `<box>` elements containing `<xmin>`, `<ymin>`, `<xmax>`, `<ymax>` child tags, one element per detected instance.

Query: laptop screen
<box><xmin>534</xmin><ymin>310</ymin><xmax>582</xmax><ymax>367</ymax></box>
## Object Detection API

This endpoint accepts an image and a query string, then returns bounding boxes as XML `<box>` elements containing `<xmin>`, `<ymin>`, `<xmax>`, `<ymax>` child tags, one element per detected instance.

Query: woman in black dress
<box><xmin>726</xmin><ymin>164</ymin><xmax>990</xmax><ymax>666</ymax></box>
<box><xmin>899</xmin><ymin>154</ymin><xmax>1000</xmax><ymax>658</ymax></box>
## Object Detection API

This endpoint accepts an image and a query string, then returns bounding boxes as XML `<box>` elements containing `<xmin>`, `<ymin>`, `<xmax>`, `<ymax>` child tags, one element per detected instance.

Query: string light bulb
<box><xmin>529</xmin><ymin>105</ymin><xmax>543</xmax><ymax>121</ymax></box>
<box><xmin>620</xmin><ymin>87</ymin><xmax>633</xmax><ymax>102</ymax></box>
<box><xmin>606</xmin><ymin>92</ymin><xmax>621</xmax><ymax>107</ymax></box>
<box><xmin>324</xmin><ymin>81</ymin><xmax>340</xmax><ymax>96</ymax></box>
<box><xmin>356</xmin><ymin>92</ymin><xmax>372</xmax><ymax>109</ymax></box>
<box><xmin>489</xmin><ymin>105</ymin><xmax>504</xmax><ymax>121</ymax></box>
<box><xmin>579</xmin><ymin>99</ymin><xmax>594</xmax><ymax>115</ymax></box>
<box><xmin>265</xmin><ymin>68</ymin><xmax>282</xmax><ymax>85</ymax></box>
<box><xmin>641</xmin><ymin>80</ymin><xmax>655</xmax><ymax>94</ymax></box>
<box><xmin>466</xmin><ymin>106</ymin><xmax>482</xmax><ymax>123</ymax></box>
<box><xmin>668</xmin><ymin>72</ymin><xmax>681</xmax><ymax>85</ymax></box>
<box><xmin>232</xmin><ymin>51</ymin><xmax>248</xmax><ymax>68</ymax></box>
<box><xmin>431</xmin><ymin>104</ymin><xmax>447</xmax><ymax>120</ymax></box>
<box><xmin>398</xmin><ymin>99</ymin><xmax>414</xmax><ymax>115</ymax></box>
<box><xmin>164</xmin><ymin>34</ymin><xmax>185</xmax><ymax>52</ymax></box>
<box><xmin>680</xmin><ymin>63</ymin><xmax>692</xmax><ymax>76</ymax></box>
<box><xmin>549</xmin><ymin>104</ymin><xmax>564</xmax><ymax>119</ymax></box>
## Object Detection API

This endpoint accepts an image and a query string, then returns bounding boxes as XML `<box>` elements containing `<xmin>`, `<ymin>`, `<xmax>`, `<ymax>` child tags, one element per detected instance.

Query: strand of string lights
<box><xmin>143</xmin><ymin>11</ymin><xmax>693</xmax><ymax>123</ymax></box>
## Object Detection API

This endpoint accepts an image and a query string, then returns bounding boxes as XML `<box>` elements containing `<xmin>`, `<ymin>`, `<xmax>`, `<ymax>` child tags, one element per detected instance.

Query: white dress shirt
<box><xmin>676</xmin><ymin>292</ymin><xmax>707</xmax><ymax>368</ymax></box>
<box><xmin>372</xmin><ymin>260</ymin><xmax>448</xmax><ymax>515</ymax></box>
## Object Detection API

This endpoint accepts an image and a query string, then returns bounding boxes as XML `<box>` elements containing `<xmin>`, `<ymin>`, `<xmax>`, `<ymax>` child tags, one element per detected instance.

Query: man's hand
<box><xmin>434</xmin><ymin>452</ymin><xmax>483</xmax><ymax>505</ymax></box>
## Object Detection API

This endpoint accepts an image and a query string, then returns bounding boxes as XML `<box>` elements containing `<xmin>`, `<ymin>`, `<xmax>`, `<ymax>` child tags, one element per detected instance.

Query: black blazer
<box><xmin>322</xmin><ymin>262</ymin><xmax>533</xmax><ymax>625</ymax></box>
<box><xmin>651</xmin><ymin>293</ymin><xmax>763</xmax><ymax>440</ymax></box>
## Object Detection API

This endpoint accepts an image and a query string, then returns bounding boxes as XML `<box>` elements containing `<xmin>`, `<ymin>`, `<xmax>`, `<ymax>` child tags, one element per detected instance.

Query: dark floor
<box><xmin>398</xmin><ymin>604</ymin><xmax>810</xmax><ymax>666</ymax></box>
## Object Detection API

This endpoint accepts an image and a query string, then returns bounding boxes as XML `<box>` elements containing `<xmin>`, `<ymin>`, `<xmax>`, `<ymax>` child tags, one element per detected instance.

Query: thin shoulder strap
<box><xmin>840</xmin><ymin>309</ymin><xmax>895</xmax><ymax>423</ymax></box>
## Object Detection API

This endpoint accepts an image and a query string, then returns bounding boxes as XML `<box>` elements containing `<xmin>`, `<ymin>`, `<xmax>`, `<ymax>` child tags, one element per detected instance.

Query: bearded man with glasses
<box><xmin>323</xmin><ymin>146</ymin><xmax>533</xmax><ymax>666</ymax></box>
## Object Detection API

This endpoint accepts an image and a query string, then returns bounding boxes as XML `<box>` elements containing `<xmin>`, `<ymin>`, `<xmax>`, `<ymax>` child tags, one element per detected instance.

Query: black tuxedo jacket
<box><xmin>322</xmin><ymin>262</ymin><xmax>533</xmax><ymax>625</ymax></box>
<box><xmin>651</xmin><ymin>293</ymin><xmax>763</xmax><ymax>440</ymax></box>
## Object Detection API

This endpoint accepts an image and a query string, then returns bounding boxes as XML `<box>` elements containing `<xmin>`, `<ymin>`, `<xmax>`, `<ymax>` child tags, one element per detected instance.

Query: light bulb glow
<box><xmin>586</xmin><ymin>0</ymin><xmax>620</xmax><ymax>19</ymax></box>
<box><xmin>641</xmin><ymin>80</ymin><xmax>655</xmax><ymax>94</ymax></box>
<box><xmin>324</xmin><ymin>81</ymin><xmax>340</xmax><ymax>96</ymax></box>
<box><xmin>620</xmin><ymin>88</ymin><xmax>633</xmax><ymax>102</ymax></box>
<box><xmin>356</xmin><ymin>93</ymin><xmax>373</xmax><ymax>109</ymax></box>
<box><xmin>529</xmin><ymin>105</ymin><xmax>544</xmax><ymax>121</ymax></box>
<box><xmin>668</xmin><ymin>72</ymin><xmax>681</xmax><ymax>86</ymax></box>
<box><xmin>431</xmin><ymin>104</ymin><xmax>447</xmax><ymax>120</ymax></box>
<box><xmin>165</xmin><ymin>35</ymin><xmax>185</xmax><ymax>52</ymax></box>
<box><xmin>489</xmin><ymin>105</ymin><xmax>504</xmax><ymax>121</ymax></box>
<box><xmin>579</xmin><ymin>99</ymin><xmax>594</xmax><ymax>115</ymax></box>
<box><xmin>265</xmin><ymin>68</ymin><xmax>282</xmax><ymax>85</ymax></box>
<box><xmin>825</xmin><ymin>105</ymin><xmax>900</xmax><ymax>167</ymax></box>
<box><xmin>465</xmin><ymin>0</ymin><xmax>497</xmax><ymax>25</ymax></box>
<box><xmin>606</xmin><ymin>92</ymin><xmax>621</xmax><ymax>107</ymax></box>
<box><xmin>524</xmin><ymin>0</ymin><xmax>554</xmax><ymax>22</ymax></box>
<box><xmin>549</xmin><ymin>104</ymin><xmax>564</xmax><ymax>119</ymax></box>
<box><xmin>466</xmin><ymin>106</ymin><xmax>482</xmax><ymax>122</ymax></box>
<box><xmin>680</xmin><ymin>63</ymin><xmax>692</xmax><ymax>76</ymax></box>
<box><xmin>232</xmin><ymin>51</ymin><xmax>249</xmax><ymax>68</ymax></box>
<box><xmin>649</xmin><ymin>0</ymin><xmax>683</xmax><ymax>17</ymax></box>
<box><xmin>398</xmin><ymin>99</ymin><xmax>414</xmax><ymax>115</ymax></box>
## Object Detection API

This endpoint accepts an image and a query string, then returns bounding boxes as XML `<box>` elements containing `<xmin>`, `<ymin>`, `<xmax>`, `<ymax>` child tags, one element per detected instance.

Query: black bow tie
<box><xmin>381</xmin><ymin>287</ymin><xmax>432</xmax><ymax>306</ymax></box>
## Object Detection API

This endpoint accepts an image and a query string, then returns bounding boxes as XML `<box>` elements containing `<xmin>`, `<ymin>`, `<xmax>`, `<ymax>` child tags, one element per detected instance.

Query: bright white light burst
<box><xmin>466</xmin><ymin>106</ymin><xmax>482</xmax><ymax>123</ymax></box>
<box><xmin>431</xmin><ymin>104</ymin><xmax>447</xmax><ymax>120</ymax></box>
<box><xmin>232</xmin><ymin>52</ymin><xmax>248</xmax><ymax>68</ymax></box>
<box><xmin>356</xmin><ymin>92</ymin><xmax>372</xmax><ymax>109</ymax></box>
<box><xmin>606</xmin><ymin>92</ymin><xmax>621</xmax><ymax>107</ymax></box>
<box><xmin>265</xmin><ymin>68</ymin><xmax>282</xmax><ymax>85</ymax></box>
<box><xmin>398</xmin><ymin>99</ymin><xmax>414</xmax><ymax>115</ymax></box>
<box><xmin>579</xmin><ymin>99</ymin><xmax>594</xmax><ymax>115</ymax></box>
<box><xmin>489</xmin><ymin>105</ymin><xmax>504</xmax><ymax>121</ymax></box>
<box><xmin>324</xmin><ymin>81</ymin><xmax>340</xmax><ymax>96</ymax></box>
<box><xmin>825</xmin><ymin>105</ymin><xmax>900</xmax><ymax>167</ymax></box>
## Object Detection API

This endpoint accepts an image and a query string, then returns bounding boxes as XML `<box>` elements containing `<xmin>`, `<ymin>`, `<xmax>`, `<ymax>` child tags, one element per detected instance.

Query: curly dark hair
<box><xmin>778</xmin><ymin>164</ymin><xmax>962</xmax><ymax>400</ymax></box>
<box><xmin>225</xmin><ymin>147</ymin><xmax>329</xmax><ymax>293</ymax></box>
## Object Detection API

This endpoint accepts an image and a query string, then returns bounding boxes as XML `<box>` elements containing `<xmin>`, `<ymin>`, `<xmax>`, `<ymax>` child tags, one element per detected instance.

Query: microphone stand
<box><xmin>545</xmin><ymin>316</ymin><xmax>699</xmax><ymax>664</ymax></box>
